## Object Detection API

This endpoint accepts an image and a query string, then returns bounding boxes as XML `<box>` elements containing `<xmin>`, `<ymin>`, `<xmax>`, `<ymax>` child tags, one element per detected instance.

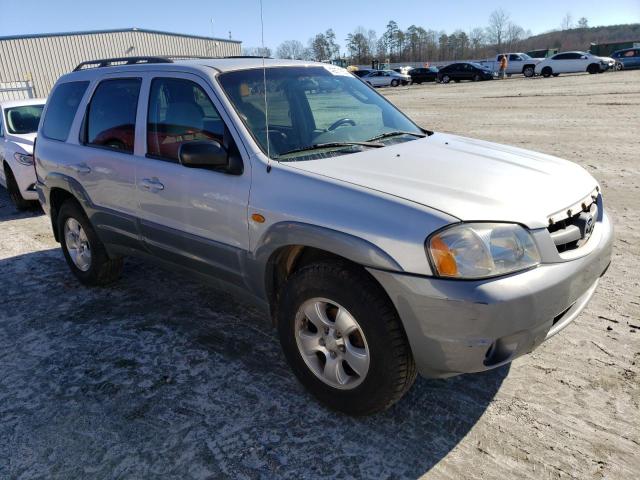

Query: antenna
<box><xmin>259</xmin><ymin>0</ymin><xmax>271</xmax><ymax>172</ymax></box>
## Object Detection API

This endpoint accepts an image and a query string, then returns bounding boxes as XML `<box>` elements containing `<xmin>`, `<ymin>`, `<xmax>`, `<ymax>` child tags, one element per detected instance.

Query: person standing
<box><xmin>499</xmin><ymin>55</ymin><xmax>508</xmax><ymax>79</ymax></box>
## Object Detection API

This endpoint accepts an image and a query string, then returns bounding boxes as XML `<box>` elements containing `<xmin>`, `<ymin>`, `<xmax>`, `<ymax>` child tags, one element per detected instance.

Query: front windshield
<box><xmin>520</xmin><ymin>53</ymin><xmax>532</xmax><ymax>60</ymax></box>
<box><xmin>218</xmin><ymin>66</ymin><xmax>424</xmax><ymax>161</ymax></box>
<box><xmin>4</xmin><ymin>104</ymin><xmax>44</xmax><ymax>134</ymax></box>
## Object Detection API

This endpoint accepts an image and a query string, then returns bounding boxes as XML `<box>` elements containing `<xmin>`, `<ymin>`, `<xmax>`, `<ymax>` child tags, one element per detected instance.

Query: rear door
<box><xmin>508</xmin><ymin>54</ymin><xmax>522</xmax><ymax>73</ymax></box>
<box><xmin>77</xmin><ymin>75</ymin><xmax>142</xmax><ymax>251</ymax></box>
<box><xmin>134</xmin><ymin>73</ymin><xmax>251</xmax><ymax>286</ymax></box>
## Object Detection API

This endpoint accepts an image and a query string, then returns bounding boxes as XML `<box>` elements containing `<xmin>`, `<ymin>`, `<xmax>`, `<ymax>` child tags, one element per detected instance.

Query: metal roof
<box><xmin>0</xmin><ymin>27</ymin><xmax>241</xmax><ymax>44</ymax></box>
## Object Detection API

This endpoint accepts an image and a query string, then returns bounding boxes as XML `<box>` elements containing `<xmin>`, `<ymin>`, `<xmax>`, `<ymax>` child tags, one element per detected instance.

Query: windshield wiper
<box><xmin>366</xmin><ymin>131</ymin><xmax>427</xmax><ymax>142</ymax></box>
<box><xmin>277</xmin><ymin>141</ymin><xmax>384</xmax><ymax>158</ymax></box>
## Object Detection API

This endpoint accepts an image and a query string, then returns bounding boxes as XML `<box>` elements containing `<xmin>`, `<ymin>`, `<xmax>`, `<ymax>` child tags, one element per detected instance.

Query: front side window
<box><xmin>147</xmin><ymin>77</ymin><xmax>225</xmax><ymax>162</ymax></box>
<box><xmin>42</xmin><ymin>81</ymin><xmax>89</xmax><ymax>141</ymax></box>
<box><xmin>85</xmin><ymin>78</ymin><xmax>141</xmax><ymax>153</ymax></box>
<box><xmin>218</xmin><ymin>66</ymin><xmax>423</xmax><ymax>161</ymax></box>
<box><xmin>4</xmin><ymin>104</ymin><xmax>44</xmax><ymax>135</ymax></box>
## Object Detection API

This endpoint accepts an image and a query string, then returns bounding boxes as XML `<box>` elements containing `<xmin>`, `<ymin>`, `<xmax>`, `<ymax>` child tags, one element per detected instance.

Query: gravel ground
<box><xmin>1</xmin><ymin>70</ymin><xmax>639</xmax><ymax>480</ymax></box>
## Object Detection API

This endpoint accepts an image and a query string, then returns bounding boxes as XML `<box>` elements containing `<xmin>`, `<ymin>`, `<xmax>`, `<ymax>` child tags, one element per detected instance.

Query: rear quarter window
<box><xmin>41</xmin><ymin>81</ymin><xmax>89</xmax><ymax>141</ymax></box>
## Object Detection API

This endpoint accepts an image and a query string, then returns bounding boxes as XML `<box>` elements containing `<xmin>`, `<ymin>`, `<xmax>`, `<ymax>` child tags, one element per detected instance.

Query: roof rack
<box><xmin>73</xmin><ymin>56</ymin><xmax>173</xmax><ymax>71</ymax></box>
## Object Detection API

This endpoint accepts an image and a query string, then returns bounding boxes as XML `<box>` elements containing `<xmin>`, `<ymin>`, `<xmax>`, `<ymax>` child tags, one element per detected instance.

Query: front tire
<box><xmin>472</xmin><ymin>74</ymin><xmax>481</xmax><ymax>82</ymax></box>
<box><xmin>523</xmin><ymin>65</ymin><xmax>535</xmax><ymax>77</ymax></box>
<box><xmin>441</xmin><ymin>75</ymin><xmax>451</xmax><ymax>84</ymax></box>
<box><xmin>277</xmin><ymin>261</ymin><xmax>416</xmax><ymax>415</ymax></box>
<box><xmin>4</xmin><ymin>165</ymin><xmax>31</xmax><ymax>210</ymax></box>
<box><xmin>390</xmin><ymin>79</ymin><xmax>399</xmax><ymax>87</ymax></box>
<box><xmin>57</xmin><ymin>200</ymin><xmax>123</xmax><ymax>286</ymax></box>
<box><xmin>587</xmin><ymin>63</ymin><xmax>600</xmax><ymax>74</ymax></box>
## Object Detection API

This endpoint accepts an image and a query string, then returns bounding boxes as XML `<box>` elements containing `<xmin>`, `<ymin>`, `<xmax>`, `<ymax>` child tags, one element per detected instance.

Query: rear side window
<box><xmin>41</xmin><ymin>81</ymin><xmax>89</xmax><ymax>141</ymax></box>
<box><xmin>147</xmin><ymin>77</ymin><xmax>225</xmax><ymax>162</ymax></box>
<box><xmin>85</xmin><ymin>78</ymin><xmax>141</xmax><ymax>153</ymax></box>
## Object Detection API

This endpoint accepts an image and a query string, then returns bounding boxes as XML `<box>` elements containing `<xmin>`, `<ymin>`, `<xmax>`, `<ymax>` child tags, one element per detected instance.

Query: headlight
<box><xmin>14</xmin><ymin>152</ymin><xmax>34</xmax><ymax>166</ymax></box>
<box><xmin>427</xmin><ymin>223</ymin><xmax>541</xmax><ymax>279</ymax></box>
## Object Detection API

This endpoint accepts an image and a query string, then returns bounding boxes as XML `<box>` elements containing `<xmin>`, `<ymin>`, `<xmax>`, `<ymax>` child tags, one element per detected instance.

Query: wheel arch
<box><xmin>249</xmin><ymin>222</ymin><xmax>403</xmax><ymax>320</ymax></box>
<box><xmin>44</xmin><ymin>174</ymin><xmax>93</xmax><ymax>242</ymax></box>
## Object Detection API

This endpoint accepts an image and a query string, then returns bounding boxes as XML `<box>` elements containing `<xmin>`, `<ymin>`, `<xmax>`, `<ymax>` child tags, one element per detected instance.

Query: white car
<box><xmin>0</xmin><ymin>98</ymin><xmax>46</xmax><ymax>209</ymax></box>
<box><xmin>535</xmin><ymin>51</ymin><xmax>608</xmax><ymax>77</ymax></box>
<box><xmin>362</xmin><ymin>70</ymin><xmax>410</xmax><ymax>87</ymax></box>
<box><xmin>478</xmin><ymin>53</ymin><xmax>542</xmax><ymax>77</ymax></box>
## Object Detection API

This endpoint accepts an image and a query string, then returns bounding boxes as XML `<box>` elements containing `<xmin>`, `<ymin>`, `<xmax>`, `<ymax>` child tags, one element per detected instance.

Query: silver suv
<box><xmin>35</xmin><ymin>56</ymin><xmax>613</xmax><ymax>415</ymax></box>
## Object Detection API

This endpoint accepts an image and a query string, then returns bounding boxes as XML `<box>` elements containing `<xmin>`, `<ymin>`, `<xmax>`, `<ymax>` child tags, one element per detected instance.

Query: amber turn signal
<box><xmin>251</xmin><ymin>213</ymin><xmax>266</xmax><ymax>223</ymax></box>
<box><xmin>429</xmin><ymin>235</ymin><xmax>458</xmax><ymax>276</ymax></box>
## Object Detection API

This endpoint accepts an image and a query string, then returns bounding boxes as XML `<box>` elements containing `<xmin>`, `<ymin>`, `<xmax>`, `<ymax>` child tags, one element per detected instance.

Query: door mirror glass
<box><xmin>179</xmin><ymin>140</ymin><xmax>228</xmax><ymax>169</ymax></box>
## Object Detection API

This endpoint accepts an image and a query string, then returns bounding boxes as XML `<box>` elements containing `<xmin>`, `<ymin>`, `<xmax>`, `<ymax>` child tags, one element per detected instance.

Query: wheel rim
<box><xmin>524</xmin><ymin>67</ymin><xmax>534</xmax><ymax>77</ymax></box>
<box><xmin>443</xmin><ymin>75</ymin><xmax>450</xmax><ymax>83</ymax></box>
<box><xmin>295</xmin><ymin>298</ymin><xmax>370</xmax><ymax>390</ymax></box>
<box><xmin>64</xmin><ymin>217</ymin><xmax>92</xmax><ymax>272</ymax></box>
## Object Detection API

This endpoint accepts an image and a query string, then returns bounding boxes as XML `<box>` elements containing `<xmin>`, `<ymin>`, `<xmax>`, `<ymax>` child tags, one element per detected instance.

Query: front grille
<box><xmin>548</xmin><ymin>196</ymin><xmax>599</xmax><ymax>253</ymax></box>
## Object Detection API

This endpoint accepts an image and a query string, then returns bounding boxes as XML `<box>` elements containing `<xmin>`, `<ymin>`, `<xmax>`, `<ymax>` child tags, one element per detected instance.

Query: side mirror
<box><xmin>179</xmin><ymin>140</ymin><xmax>228</xmax><ymax>170</ymax></box>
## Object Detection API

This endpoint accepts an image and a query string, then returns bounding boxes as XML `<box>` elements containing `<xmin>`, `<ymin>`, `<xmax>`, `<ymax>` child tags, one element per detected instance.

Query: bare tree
<box><xmin>577</xmin><ymin>17</ymin><xmax>589</xmax><ymax>29</ymax></box>
<box><xmin>486</xmin><ymin>9</ymin><xmax>510</xmax><ymax>51</ymax></box>
<box><xmin>276</xmin><ymin>40</ymin><xmax>305</xmax><ymax>60</ymax></box>
<box><xmin>505</xmin><ymin>23</ymin><xmax>525</xmax><ymax>51</ymax></box>
<box><xmin>561</xmin><ymin>13</ymin><xmax>574</xmax><ymax>30</ymax></box>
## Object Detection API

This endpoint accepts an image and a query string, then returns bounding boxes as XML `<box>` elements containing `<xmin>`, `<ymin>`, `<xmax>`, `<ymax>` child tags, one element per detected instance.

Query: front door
<box><xmin>134</xmin><ymin>73</ymin><xmax>252</xmax><ymax>287</ymax></box>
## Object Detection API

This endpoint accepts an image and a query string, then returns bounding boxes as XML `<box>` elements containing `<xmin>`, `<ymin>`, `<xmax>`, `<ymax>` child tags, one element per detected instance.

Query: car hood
<box><xmin>7</xmin><ymin>132</ymin><xmax>36</xmax><ymax>152</ymax></box>
<box><xmin>287</xmin><ymin>133</ymin><xmax>598</xmax><ymax>229</ymax></box>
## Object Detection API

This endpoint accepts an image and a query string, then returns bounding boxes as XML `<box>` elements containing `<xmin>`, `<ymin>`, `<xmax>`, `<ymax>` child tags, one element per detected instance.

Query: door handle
<box><xmin>69</xmin><ymin>163</ymin><xmax>91</xmax><ymax>174</ymax></box>
<box><xmin>139</xmin><ymin>178</ymin><xmax>165</xmax><ymax>192</ymax></box>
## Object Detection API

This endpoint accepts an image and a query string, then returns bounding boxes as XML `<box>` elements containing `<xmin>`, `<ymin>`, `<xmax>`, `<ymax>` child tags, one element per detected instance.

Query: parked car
<box><xmin>611</xmin><ymin>48</ymin><xmax>640</xmax><ymax>70</ymax></box>
<box><xmin>535</xmin><ymin>51</ymin><xmax>608</xmax><ymax>77</ymax></box>
<box><xmin>362</xmin><ymin>69</ymin><xmax>411</xmax><ymax>87</ymax></box>
<box><xmin>36</xmin><ymin>57</ymin><xmax>612</xmax><ymax>415</ymax></box>
<box><xmin>393</xmin><ymin>66</ymin><xmax>414</xmax><ymax>75</ymax></box>
<box><xmin>409</xmin><ymin>66</ymin><xmax>439</xmax><ymax>84</ymax></box>
<box><xmin>437</xmin><ymin>62</ymin><xmax>496</xmax><ymax>83</ymax></box>
<box><xmin>351</xmin><ymin>68</ymin><xmax>373</xmax><ymax>78</ymax></box>
<box><xmin>0</xmin><ymin>98</ymin><xmax>46</xmax><ymax>209</ymax></box>
<box><xmin>479</xmin><ymin>53</ymin><xmax>542</xmax><ymax>77</ymax></box>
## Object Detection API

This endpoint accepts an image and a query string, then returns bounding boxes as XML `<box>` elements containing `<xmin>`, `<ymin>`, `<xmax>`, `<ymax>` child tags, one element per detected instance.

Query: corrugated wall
<box><xmin>0</xmin><ymin>30</ymin><xmax>241</xmax><ymax>97</ymax></box>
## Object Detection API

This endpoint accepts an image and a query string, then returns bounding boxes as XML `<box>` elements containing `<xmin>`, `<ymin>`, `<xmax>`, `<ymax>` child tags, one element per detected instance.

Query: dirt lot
<box><xmin>1</xmin><ymin>70</ymin><xmax>639</xmax><ymax>479</ymax></box>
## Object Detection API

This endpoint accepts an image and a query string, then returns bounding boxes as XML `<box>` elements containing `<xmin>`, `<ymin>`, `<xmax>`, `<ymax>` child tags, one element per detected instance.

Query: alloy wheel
<box><xmin>295</xmin><ymin>298</ymin><xmax>370</xmax><ymax>390</ymax></box>
<box><xmin>64</xmin><ymin>217</ymin><xmax>92</xmax><ymax>272</ymax></box>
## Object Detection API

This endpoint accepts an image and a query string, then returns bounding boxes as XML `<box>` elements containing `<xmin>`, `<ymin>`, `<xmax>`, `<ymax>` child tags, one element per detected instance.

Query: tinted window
<box><xmin>147</xmin><ymin>78</ymin><xmax>225</xmax><ymax>162</ymax></box>
<box><xmin>85</xmin><ymin>78</ymin><xmax>141</xmax><ymax>153</ymax></box>
<box><xmin>0</xmin><ymin>112</ymin><xmax>4</xmax><ymax>137</ymax></box>
<box><xmin>42</xmin><ymin>81</ymin><xmax>89</xmax><ymax>141</ymax></box>
<box><xmin>509</xmin><ymin>54</ymin><xmax>521</xmax><ymax>61</ymax></box>
<box><xmin>4</xmin><ymin>105</ymin><xmax>44</xmax><ymax>134</ymax></box>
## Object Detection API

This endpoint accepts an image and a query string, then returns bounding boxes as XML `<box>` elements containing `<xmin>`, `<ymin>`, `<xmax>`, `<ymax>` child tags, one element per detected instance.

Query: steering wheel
<box><xmin>327</xmin><ymin>118</ymin><xmax>356</xmax><ymax>131</ymax></box>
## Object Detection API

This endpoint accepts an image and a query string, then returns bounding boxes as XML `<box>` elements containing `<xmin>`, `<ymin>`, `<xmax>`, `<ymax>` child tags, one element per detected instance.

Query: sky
<box><xmin>0</xmin><ymin>0</ymin><xmax>638</xmax><ymax>51</ymax></box>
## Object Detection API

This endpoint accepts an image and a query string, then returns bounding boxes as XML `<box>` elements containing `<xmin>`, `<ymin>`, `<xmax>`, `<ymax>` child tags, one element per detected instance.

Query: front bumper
<box><xmin>369</xmin><ymin>210</ymin><xmax>613</xmax><ymax>378</ymax></box>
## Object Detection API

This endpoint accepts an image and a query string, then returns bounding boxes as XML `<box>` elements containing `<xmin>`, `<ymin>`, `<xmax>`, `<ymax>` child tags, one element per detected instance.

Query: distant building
<box><xmin>0</xmin><ymin>28</ymin><xmax>242</xmax><ymax>99</ymax></box>
<box><xmin>590</xmin><ymin>40</ymin><xmax>640</xmax><ymax>57</ymax></box>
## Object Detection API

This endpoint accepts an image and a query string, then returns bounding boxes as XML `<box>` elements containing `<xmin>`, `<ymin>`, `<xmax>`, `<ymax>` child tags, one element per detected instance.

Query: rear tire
<box><xmin>5</xmin><ymin>166</ymin><xmax>31</xmax><ymax>210</ymax></box>
<box><xmin>57</xmin><ymin>199</ymin><xmax>123</xmax><ymax>286</ymax></box>
<box><xmin>277</xmin><ymin>261</ymin><xmax>416</xmax><ymax>415</ymax></box>
<box><xmin>541</xmin><ymin>67</ymin><xmax>552</xmax><ymax>78</ymax></box>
